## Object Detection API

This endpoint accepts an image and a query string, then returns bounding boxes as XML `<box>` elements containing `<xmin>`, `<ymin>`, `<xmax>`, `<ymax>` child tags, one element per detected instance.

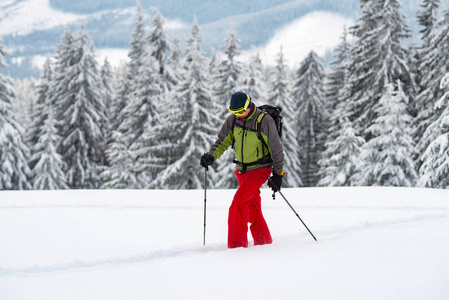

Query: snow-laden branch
<box><xmin>435</xmin><ymin>73</ymin><xmax>449</xmax><ymax>109</ymax></box>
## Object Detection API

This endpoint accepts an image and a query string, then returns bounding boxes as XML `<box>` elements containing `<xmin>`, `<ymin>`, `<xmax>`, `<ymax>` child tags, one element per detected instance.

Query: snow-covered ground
<box><xmin>1</xmin><ymin>186</ymin><xmax>448</xmax><ymax>300</ymax></box>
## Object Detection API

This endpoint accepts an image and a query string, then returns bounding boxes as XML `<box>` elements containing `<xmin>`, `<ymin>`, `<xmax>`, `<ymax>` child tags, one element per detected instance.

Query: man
<box><xmin>200</xmin><ymin>91</ymin><xmax>285</xmax><ymax>248</ymax></box>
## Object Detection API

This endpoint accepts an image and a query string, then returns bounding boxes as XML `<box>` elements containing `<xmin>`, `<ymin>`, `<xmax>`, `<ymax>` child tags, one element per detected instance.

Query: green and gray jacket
<box><xmin>208</xmin><ymin>106</ymin><xmax>285</xmax><ymax>175</ymax></box>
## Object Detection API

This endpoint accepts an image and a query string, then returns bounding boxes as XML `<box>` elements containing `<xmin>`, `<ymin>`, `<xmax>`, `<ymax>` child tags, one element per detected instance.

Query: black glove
<box><xmin>200</xmin><ymin>153</ymin><xmax>215</xmax><ymax>169</ymax></box>
<box><xmin>268</xmin><ymin>173</ymin><xmax>283</xmax><ymax>192</ymax></box>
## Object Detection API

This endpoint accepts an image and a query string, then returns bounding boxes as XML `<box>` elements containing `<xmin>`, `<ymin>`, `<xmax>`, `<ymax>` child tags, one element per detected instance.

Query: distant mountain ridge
<box><xmin>0</xmin><ymin>0</ymin><xmax>447</xmax><ymax>78</ymax></box>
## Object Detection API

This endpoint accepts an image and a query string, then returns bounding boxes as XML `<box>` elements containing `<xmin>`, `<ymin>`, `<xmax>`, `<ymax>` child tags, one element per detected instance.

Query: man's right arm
<box><xmin>208</xmin><ymin>114</ymin><xmax>235</xmax><ymax>160</ymax></box>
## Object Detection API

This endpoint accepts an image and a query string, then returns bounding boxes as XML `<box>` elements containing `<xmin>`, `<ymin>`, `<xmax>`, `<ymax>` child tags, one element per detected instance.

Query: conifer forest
<box><xmin>1</xmin><ymin>0</ymin><xmax>449</xmax><ymax>190</ymax></box>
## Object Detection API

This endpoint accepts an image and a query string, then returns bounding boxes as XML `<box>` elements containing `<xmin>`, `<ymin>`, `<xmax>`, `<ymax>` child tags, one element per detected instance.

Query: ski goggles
<box><xmin>228</xmin><ymin>95</ymin><xmax>251</xmax><ymax>116</ymax></box>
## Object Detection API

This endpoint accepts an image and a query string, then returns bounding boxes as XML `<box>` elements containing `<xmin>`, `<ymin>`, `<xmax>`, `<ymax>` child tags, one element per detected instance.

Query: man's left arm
<box><xmin>261</xmin><ymin>116</ymin><xmax>285</xmax><ymax>175</ymax></box>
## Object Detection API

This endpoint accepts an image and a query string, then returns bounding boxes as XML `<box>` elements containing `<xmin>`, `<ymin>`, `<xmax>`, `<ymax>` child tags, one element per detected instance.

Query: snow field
<box><xmin>0</xmin><ymin>187</ymin><xmax>449</xmax><ymax>300</ymax></box>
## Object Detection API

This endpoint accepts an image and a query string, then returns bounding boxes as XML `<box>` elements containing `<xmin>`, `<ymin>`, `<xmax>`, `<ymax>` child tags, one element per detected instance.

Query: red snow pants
<box><xmin>227</xmin><ymin>167</ymin><xmax>273</xmax><ymax>248</ymax></box>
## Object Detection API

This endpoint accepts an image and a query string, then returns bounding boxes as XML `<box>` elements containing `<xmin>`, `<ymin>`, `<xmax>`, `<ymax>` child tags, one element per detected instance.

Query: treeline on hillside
<box><xmin>1</xmin><ymin>0</ymin><xmax>449</xmax><ymax>190</ymax></box>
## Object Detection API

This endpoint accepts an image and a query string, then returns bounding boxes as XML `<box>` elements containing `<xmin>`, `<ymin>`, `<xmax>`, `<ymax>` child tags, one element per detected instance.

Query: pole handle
<box><xmin>267</xmin><ymin>176</ymin><xmax>277</xmax><ymax>200</ymax></box>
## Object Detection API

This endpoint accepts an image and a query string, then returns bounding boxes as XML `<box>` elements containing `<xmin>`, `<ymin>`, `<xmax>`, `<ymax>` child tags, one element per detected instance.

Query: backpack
<box><xmin>257</xmin><ymin>105</ymin><xmax>283</xmax><ymax>139</ymax></box>
<box><xmin>231</xmin><ymin>104</ymin><xmax>283</xmax><ymax>141</ymax></box>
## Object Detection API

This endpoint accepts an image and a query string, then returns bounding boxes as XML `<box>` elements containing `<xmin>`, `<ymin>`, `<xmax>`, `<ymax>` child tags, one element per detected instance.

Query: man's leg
<box><xmin>249</xmin><ymin>168</ymin><xmax>273</xmax><ymax>246</ymax></box>
<box><xmin>228</xmin><ymin>167</ymin><xmax>272</xmax><ymax>248</ymax></box>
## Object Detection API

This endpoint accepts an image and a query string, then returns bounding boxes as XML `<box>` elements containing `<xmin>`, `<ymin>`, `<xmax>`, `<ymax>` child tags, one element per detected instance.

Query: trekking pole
<box><xmin>268</xmin><ymin>178</ymin><xmax>317</xmax><ymax>241</ymax></box>
<box><xmin>278</xmin><ymin>190</ymin><xmax>317</xmax><ymax>241</ymax></box>
<box><xmin>203</xmin><ymin>167</ymin><xmax>208</xmax><ymax>245</ymax></box>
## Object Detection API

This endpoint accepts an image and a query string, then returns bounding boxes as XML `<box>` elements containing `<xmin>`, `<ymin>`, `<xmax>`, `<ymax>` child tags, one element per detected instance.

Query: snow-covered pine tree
<box><xmin>28</xmin><ymin>58</ymin><xmax>67</xmax><ymax>189</ymax></box>
<box><xmin>169</xmin><ymin>38</ymin><xmax>182</xmax><ymax>68</ymax></box>
<box><xmin>103</xmin><ymin>6</ymin><xmax>152</xmax><ymax>188</ymax></box>
<box><xmin>28</xmin><ymin>57</ymin><xmax>52</xmax><ymax>154</ymax></box>
<box><xmin>213</xmin><ymin>29</ymin><xmax>243</xmax><ymax>110</ymax></box>
<box><xmin>52</xmin><ymin>27</ymin><xmax>107</xmax><ymax>189</ymax></box>
<box><xmin>406</xmin><ymin>44</ymin><xmax>420</xmax><ymax>119</ymax></box>
<box><xmin>122</xmin><ymin>46</ymin><xmax>163</xmax><ymax>187</ymax></box>
<box><xmin>166</xmin><ymin>37</ymin><xmax>183</xmax><ymax>85</ymax></box>
<box><xmin>417</xmin><ymin>73</ymin><xmax>449</xmax><ymax>188</ymax></box>
<box><xmin>318</xmin><ymin>118</ymin><xmax>364</xmax><ymax>187</ymax></box>
<box><xmin>417</xmin><ymin>0</ymin><xmax>441</xmax><ymax>44</ymax></box>
<box><xmin>106</xmin><ymin>37</ymin><xmax>162</xmax><ymax>188</ymax></box>
<box><xmin>352</xmin><ymin>82</ymin><xmax>418</xmax><ymax>187</ymax></box>
<box><xmin>319</xmin><ymin>27</ymin><xmax>355</xmax><ymax>187</ymax></box>
<box><xmin>292</xmin><ymin>51</ymin><xmax>328</xmax><ymax>187</ymax></box>
<box><xmin>212</xmin><ymin>29</ymin><xmax>244</xmax><ymax>188</ymax></box>
<box><xmin>414</xmin><ymin>0</ymin><xmax>441</xmax><ymax>96</ymax></box>
<box><xmin>12</xmin><ymin>78</ymin><xmax>35</xmax><ymax>128</ymax></box>
<box><xmin>326</xmin><ymin>26</ymin><xmax>350</xmax><ymax>114</ymax></box>
<box><xmin>117</xmin><ymin>45</ymin><xmax>161</xmax><ymax>150</ymax></box>
<box><xmin>414</xmin><ymin>7</ymin><xmax>449</xmax><ymax>160</ymax></box>
<box><xmin>100</xmin><ymin>58</ymin><xmax>113</xmax><ymax>142</ymax></box>
<box><xmin>343</xmin><ymin>0</ymin><xmax>415</xmax><ymax>139</ymax></box>
<box><xmin>146</xmin><ymin>18</ymin><xmax>221</xmax><ymax>189</ymax></box>
<box><xmin>148</xmin><ymin>8</ymin><xmax>178</xmax><ymax>91</ymax></box>
<box><xmin>30</xmin><ymin>107</ymin><xmax>68</xmax><ymax>190</ymax></box>
<box><xmin>440</xmin><ymin>72</ymin><xmax>449</xmax><ymax>103</ymax></box>
<box><xmin>267</xmin><ymin>47</ymin><xmax>302</xmax><ymax>187</ymax></box>
<box><xmin>112</xmin><ymin>3</ymin><xmax>146</xmax><ymax>131</ymax></box>
<box><xmin>100</xmin><ymin>130</ymin><xmax>139</xmax><ymax>189</ymax></box>
<box><xmin>239</xmin><ymin>52</ymin><xmax>267</xmax><ymax>103</ymax></box>
<box><xmin>208</xmin><ymin>47</ymin><xmax>219</xmax><ymax>79</ymax></box>
<box><xmin>0</xmin><ymin>40</ymin><xmax>31</xmax><ymax>190</ymax></box>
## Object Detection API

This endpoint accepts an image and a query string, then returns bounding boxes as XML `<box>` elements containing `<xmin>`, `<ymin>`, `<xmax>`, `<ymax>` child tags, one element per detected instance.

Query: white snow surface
<box><xmin>1</xmin><ymin>186</ymin><xmax>449</xmax><ymax>300</ymax></box>
<box><xmin>257</xmin><ymin>11</ymin><xmax>354</xmax><ymax>68</ymax></box>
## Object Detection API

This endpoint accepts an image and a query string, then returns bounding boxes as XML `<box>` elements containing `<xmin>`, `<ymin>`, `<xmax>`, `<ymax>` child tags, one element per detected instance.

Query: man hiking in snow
<box><xmin>200</xmin><ymin>91</ymin><xmax>285</xmax><ymax>248</ymax></box>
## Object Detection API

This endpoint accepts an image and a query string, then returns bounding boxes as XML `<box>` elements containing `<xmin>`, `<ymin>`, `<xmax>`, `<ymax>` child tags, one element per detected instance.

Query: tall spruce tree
<box><xmin>213</xmin><ymin>29</ymin><xmax>243</xmax><ymax>109</ymax></box>
<box><xmin>146</xmin><ymin>18</ymin><xmax>221</xmax><ymax>189</ymax></box>
<box><xmin>28</xmin><ymin>57</ymin><xmax>68</xmax><ymax>189</ymax></box>
<box><xmin>166</xmin><ymin>37</ymin><xmax>183</xmax><ymax>85</ymax></box>
<box><xmin>0</xmin><ymin>40</ymin><xmax>31</xmax><ymax>190</ymax></box>
<box><xmin>112</xmin><ymin>4</ymin><xmax>146</xmax><ymax>131</ymax></box>
<box><xmin>417</xmin><ymin>0</ymin><xmax>441</xmax><ymax>44</ymax></box>
<box><xmin>13</xmin><ymin>78</ymin><xmax>36</xmax><ymax>128</ymax></box>
<box><xmin>107</xmin><ymin>44</ymin><xmax>162</xmax><ymax>188</ymax></box>
<box><xmin>318</xmin><ymin>118</ymin><xmax>364</xmax><ymax>187</ymax></box>
<box><xmin>326</xmin><ymin>27</ymin><xmax>350</xmax><ymax>114</ymax></box>
<box><xmin>343</xmin><ymin>0</ymin><xmax>414</xmax><ymax>139</ymax></box>
<box><xmin>51</xmin><ymin>27</ymin><xmax>107</xmax><ymax>189</ymax></box>
<box><xmin>100</xmin><ymin>130</ymin><xmax>139</xmax><ymax>189</ymax></box>
<box><xmin>320</xmin><ymin>28</ymin><xmax>354</xmax><ymax>186</ymax></box>
<box><xmin>30</xmin><ymin>108</ymin><xmax>68</xmax><ymax>190</ymax></box>
<box><xmin>28</xmin><ymin>57</ymin><xmax>53</xmax><ymax>154</ymax></box>
<box><xmin>208</xmin><ymin>47</ymin><xmax>219</xmax><ymax>79</ymax></box>
<box><xmin>353</xmin><ymin>82</ymin><xmax>417</xmax><ymax>187</ymax></box>
<box><xmin>239</xmin><ymin>52</ymin><xmax>266</xmax><ymax>103</ymax></box>
<box><xmin>105</xmin><ymin>5</ymin><xmax>152</xmax><ymax>188</ymax></box>
<box><xmin>292</xmin><ymin>51</ymin><xmax>328</xmax><ymax>187</ymax></box>
<box><xmin>118</xmin><ymin>46</ymin><xmax>161</xmax><ymax>150</ymax></box>
<box><xmin>414</xmin><ymin>0</ymin><xmax>440</xmax><ymax>94</ymax></box>
<box><xmin>148</xmin><ymin>8</ymin><xmax>178</xmax><ymax>91</ymax></box>
<box><xmin>417</xmin><ymin>73</ymin><xmax>449</xmax><ymax>188</ymax></box>
<box><xmin>414</xmin><ymin>7</ymin><xmax>449</xmax><ymax>160</ymax></box>
<box><xmin>212</xmin><ymin>29</ymin><xmax>244</xmax><ymax>188</ymax></box>
<box><xmin>100</xmin><ymin>58</ymin><xmax>113</xmax><ymax>142</ymax></box>
<box><xmin>126</xmin><ymin>47</ymin><xmax>163</xmax><ymax>187</ymax></box>
<box><xmin>267</xmin><ymin>47</ymin><xmax>302</xmax><ymax>187</ymax></box>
